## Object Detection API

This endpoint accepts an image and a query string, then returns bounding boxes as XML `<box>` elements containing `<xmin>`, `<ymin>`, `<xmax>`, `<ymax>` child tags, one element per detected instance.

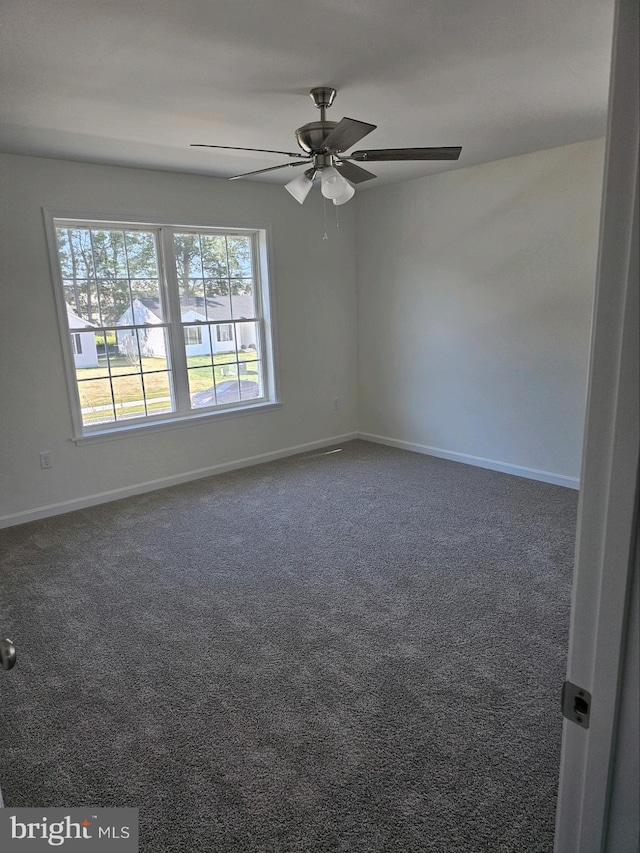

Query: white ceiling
<box><xmin>0</xmin><ymin>0</ymin><xmax>615</xmax><ymax>189</ymax></box>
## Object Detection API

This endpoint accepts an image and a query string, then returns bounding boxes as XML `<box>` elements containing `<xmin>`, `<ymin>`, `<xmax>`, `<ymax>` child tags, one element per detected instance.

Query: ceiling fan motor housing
<box><xmin>295</xmin><ymin>121</ymin><xmax>338</xmax><ymax>155</ymax></box>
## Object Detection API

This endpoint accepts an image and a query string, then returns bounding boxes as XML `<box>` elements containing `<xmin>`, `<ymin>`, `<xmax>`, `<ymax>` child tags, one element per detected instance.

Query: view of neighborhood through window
<box><xmin>53</xmin><ymin>220</ymin><xmax>271</xmax><ymax>434</ymax></box>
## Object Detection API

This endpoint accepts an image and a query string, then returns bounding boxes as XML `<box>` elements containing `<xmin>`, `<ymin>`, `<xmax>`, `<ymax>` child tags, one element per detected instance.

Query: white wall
<box><xmin>0</xmin><ymin>140</ymin><xmax>606</xmax><ymax>524</ymax></box>
<box><xmin>0</xmin><ymin>154</ymin><xmax>358</xmax><ymax>524</ymax></box>
<box><xmin>355</xmin><ymin>139</ymin><xmax>605</xmax><ymax>485</ymax></box>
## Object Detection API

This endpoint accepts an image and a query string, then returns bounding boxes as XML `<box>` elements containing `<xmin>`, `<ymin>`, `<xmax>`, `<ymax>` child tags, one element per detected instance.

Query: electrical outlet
<box><xmin>39</xmin><ymin>451</ymin><xmax>53</xmax><ymax>469</ymax></box>
<box><xmin>333</xmin><ymin>398</ymin><xmax>340</xmax><ymax>410</ymax></box>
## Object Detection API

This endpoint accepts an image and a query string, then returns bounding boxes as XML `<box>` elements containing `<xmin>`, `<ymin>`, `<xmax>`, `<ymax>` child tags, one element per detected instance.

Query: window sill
<box><xmin>72</xmin><ymin>401</ymin><xmax>282</xmax><ymax>445</ymax></box>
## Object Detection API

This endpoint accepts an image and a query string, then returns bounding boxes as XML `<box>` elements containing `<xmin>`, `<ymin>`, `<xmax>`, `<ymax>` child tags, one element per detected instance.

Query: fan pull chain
<box><xmin>323</xmin><ymin>197</ymin><xmax>329</xmax><ymax>240</ymax></box>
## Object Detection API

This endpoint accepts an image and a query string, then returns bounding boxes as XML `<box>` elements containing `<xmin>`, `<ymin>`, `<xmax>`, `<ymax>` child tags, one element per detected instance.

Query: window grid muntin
<box><xmin>73</xmin><ymin>323</ymin><xmax>174</xmax><ymax>426</ymax></box>
<box><xmin>173</xmin><ymin>234</ymin><xmax>256</xmax><ymax>326</ymax></box>
<box><xmin>56</xmin><ymin>223</ymin><xmax>175</xmax><ymax>428</ymax></box>
<box><xmin>172</xmin><ymin>229</ymin><xmax>265</xmax><ymax>413</ymax></box>
<box><xmin>52</xmin><ymin>219</ymin><xmax>271</xmax><ymax>435</ymax></box>
<box><xmin>184</xmin><ymin>319</ymin><xmax>265</xmax><ymax>411</ymax></box>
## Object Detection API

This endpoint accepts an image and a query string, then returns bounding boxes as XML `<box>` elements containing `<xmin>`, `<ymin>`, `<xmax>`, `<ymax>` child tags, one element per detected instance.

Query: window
<box><xmin>184</xmin><ymin>326</ymin><xmax>203</xmax><ymax>346</ymax></box>
<box><xmin>216</xmin><ymin>324</ymin><xmax>233</xmax><ymax>343</ymax></box>
<box><xmin>48</xmin><ymin>217</ymin><xmax>276</xmax><ymax>438</ymax></box>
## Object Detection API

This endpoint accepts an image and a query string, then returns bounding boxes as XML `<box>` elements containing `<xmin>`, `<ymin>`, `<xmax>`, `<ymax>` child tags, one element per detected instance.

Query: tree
<box><xmin>57</xmin><ymin>228</ymin><xmax>160</xmax><ymax>326</ymax></box>
<box><xmin>57</xmin><ymin>227</ymin><xmax>255</xmax><ymax>328</ymax></box>
<box><xmin>173</xmin><ymin>233</ymin><xmax>253</xmax><ymax>304</ymax></box>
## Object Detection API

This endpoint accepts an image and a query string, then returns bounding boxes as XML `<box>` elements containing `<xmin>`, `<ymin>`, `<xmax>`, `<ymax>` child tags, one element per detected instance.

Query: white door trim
<box><xmin>554</xmin><ymin>1</ymin><xmax>640</xmax><ymax>850</ymax></box>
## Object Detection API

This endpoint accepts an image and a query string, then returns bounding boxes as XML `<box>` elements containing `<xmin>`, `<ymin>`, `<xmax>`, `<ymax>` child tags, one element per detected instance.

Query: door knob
<box><xmin>0</xmin><ymin>638</ymin><xmax>16</xmax><ymax>670</ymax></box>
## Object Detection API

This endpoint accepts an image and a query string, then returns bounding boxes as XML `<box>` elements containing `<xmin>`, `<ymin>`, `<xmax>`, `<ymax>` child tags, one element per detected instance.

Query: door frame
<box><xmin>554</xmin><ymin>0</ymin><xmax>639</xmax><ymax>850</ymax></box>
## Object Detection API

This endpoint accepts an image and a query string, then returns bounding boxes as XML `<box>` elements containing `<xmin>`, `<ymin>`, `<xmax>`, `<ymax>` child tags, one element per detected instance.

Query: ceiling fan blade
<box><xmin>228</xmin><ymin>161</ymin><xmax>311</xmax><ymax>181</ymax></box>
<box><xmin>322</xmin><ymin>117</ymin><xmax>377</xmax><ymax>153</ymax></box>
<box><xmin>335</xmin><ymin>160</ymin><xmax>377</xmax><ymax>184</ymax></box>
<box><xmin>349</xmin><ymin>147</ymin><xmax>462</xmax><ymax>162</ymax></box>
<box><xmin>191</xmin><ymin>143</ymin><xmax>308</xmax><ymax>159</ymax></box>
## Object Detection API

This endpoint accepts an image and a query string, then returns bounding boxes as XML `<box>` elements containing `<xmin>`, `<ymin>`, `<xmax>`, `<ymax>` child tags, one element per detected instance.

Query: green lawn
<box><xmin>77</xmin><ymin>352</ymin><xmax>259</xmax><ymax>421</ymax></box>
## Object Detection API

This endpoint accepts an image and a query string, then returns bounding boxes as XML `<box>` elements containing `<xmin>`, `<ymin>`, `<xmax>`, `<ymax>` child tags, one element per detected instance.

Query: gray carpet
<box><xmin>0</xmin><ymin>440</ymin><xmax>577</xmax><ymax>852</ymax></box>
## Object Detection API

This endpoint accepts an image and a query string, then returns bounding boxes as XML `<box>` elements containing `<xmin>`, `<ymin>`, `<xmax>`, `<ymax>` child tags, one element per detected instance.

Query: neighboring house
<box><xmin>116</xmin><ymin>296</ymin><xmax>257</xmax><ymax>359</ymax></box>
<box><xmin>66</xmin><ymin>306</ymin><xmax>99</xmax><ymax>369</ymax></box>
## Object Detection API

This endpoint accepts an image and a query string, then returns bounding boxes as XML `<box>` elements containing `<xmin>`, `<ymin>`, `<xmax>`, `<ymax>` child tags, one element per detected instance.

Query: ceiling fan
<box><xmin>191</xmin><ymin>87</ymin><xmax>461</xmax><ymax>205</ymax></box>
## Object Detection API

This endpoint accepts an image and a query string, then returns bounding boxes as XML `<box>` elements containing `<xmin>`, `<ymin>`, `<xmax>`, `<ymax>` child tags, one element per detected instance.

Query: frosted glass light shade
<box><xmin>284</xmin><ymin>172</ymin><xmax>313</xmax><ymax>204</ymax></box>
<box><xmin>320</xmin><ymin>166</ymin><xmax>349</xmax><ymax>200</ymax></box>
<box><xmin>333</xmin><ymin>181</ymin><xmax>355</xmax><ymax>205</ymax></box>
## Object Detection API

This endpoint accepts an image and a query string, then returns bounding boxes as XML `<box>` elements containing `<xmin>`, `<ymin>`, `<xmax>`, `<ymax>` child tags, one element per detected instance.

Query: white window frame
<box><xmin>44</xmin><ymin>211</ymin><xmax>280</xmax><ymax>444</ymax></box>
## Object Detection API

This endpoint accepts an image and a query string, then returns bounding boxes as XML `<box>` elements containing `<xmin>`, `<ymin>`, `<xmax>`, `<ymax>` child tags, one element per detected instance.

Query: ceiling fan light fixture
<box><xmin>320</xmin><ymin>166</ymin><xmax>349</xmax><ymax>200</ymax></box>
<box><xmin>284</xmin><ymin>171</ymin><xmax>314</xmax><ymax>204</ymax></box>
<box><xmin>332</xmin><ymin>181</ymin><xmax>355</xmax><ymax>205</ymax></box>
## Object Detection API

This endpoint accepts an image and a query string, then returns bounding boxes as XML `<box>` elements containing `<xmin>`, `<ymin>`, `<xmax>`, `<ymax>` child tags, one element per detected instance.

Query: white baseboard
<box><xmin>0</xmin><ymin>430</ymin><xmax>579</xmax><ymax>528</ymax></box>
<box><xmin>0</xmin><ymin>432</ymin><xmax>359</xmax><ymax>529</ymax></box>
<box><xmin>358</xmin><ymin>432</ymin><xmax>580</xmax><ymax>489</ymax></box>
